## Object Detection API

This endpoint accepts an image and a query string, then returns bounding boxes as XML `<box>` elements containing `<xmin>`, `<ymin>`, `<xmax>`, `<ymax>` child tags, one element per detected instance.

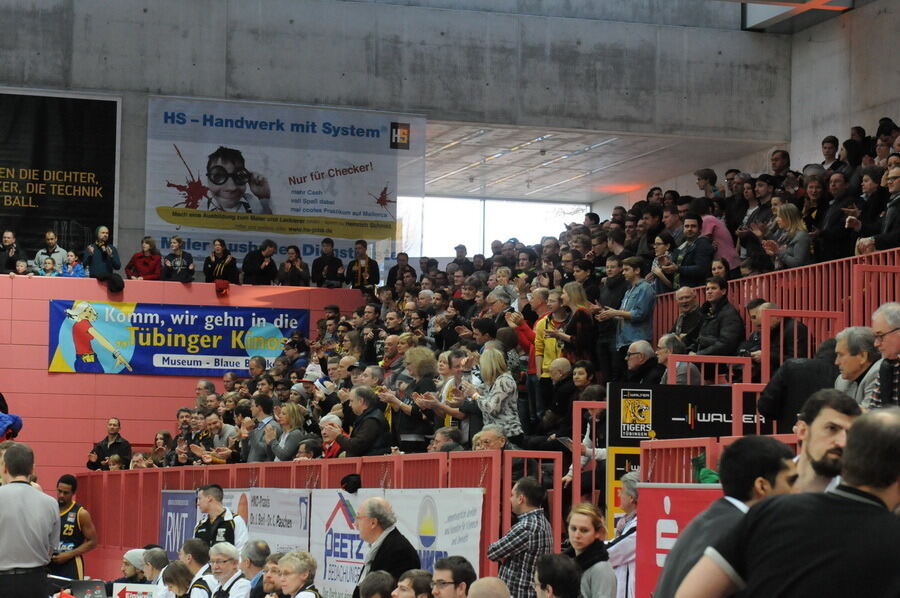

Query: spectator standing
<box><xmin>461</xmin><ymin>348</ymin><xmax>523</xmax><ymax>444</ymax></box>
<box><xmin>242</xmin><ymin>240</ymin><xmax>278</xmax><ymax>285</ymax></box>
<box><xmin>86</xmin><ymin>417</ymin><xmax>133</xmax><ymax>470</ymax></box>
<box><xmin>244</xmin><ymin>395</ymin><xmax>281</xmax><ymax>463</ymax></box>
<box><xmin>336</xmin><ymin>387</ymin><xmax>392</xmax><ymax>456</ymax></box>
<box><xmin>598</xmin><ymin>257</ymin><xmax>656</xmax><ymax>369</ymax></box>
<box><xmin>32</xmin><ymin>230</ymin><xmax>68</xmax><ymax>275</ymax></box>
<box><xmin>162</xmin><ymin>235</ymin><xmax>195</xmax><ymax>282</ymax></box>
<box><xmin>0</xmin><ymin>229</ymin><xmax>27</xmax><ymax>274</ymax></box>
<box><xmin>546</xmin><ymin>282</ymin><xmax>597</xmax><ymax>364</ymax></box>
<box><xmin>487</xmin><ymin>477</ymin><xmax>552</xmax><ymax>598</ymax></box>
<box><xmin>0</xmin><ymin>442</ymin><xmax>60</xmax><ymax>598</ymax></box>
<box><xmin>125</xmin><ymin>236</ymin><xmax>162</xmax><ymax>280</ymax></box>
<box><xmin>311</xmin><ymin>238</ymin><xmax>345</xmax><ymax>288</ymax></box>
<box><xmin>664</xmin><ymin>213</ymin><xmax>713</xmax><ymax>289</ymax></box>
<box><xmin>691</xmin><ymin>277</ymin><xmax>743</xmax><ymax>357</ymax></box>
<box><xmin>345</xmin><ymin>239</ymin><xmax>380</xmax><ymax>292</ymax></box>
<box><xmin>277</xmin><ymin>245</ymin><xmax>311</xmax><ymax>286</ymax></box>
<box><xmin>204</xmin><ymin>238</ymin><xmax>240</xmax><ymax>284</ymax></box>
<box><xmin>451</xmin><ymin>245</ymin><xmax>475</xmax><ymax>276</ymax></box>
<box><xmin>82</xmin><ymin>225</ymin><xmax>121</xmax><ymax>278</ymax></box>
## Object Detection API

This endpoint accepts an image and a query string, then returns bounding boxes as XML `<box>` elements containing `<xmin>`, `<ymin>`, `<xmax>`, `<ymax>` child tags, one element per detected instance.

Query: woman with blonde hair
<box><xmin>265</xmin><ymin>402</ymin><xmax>313</xmax><ymax>461</ymax></box>
<box><xmin>563</xmin><ymin>503</ymin><xmax>616</xmax><ymax>598</ymax></box>
<box><xmin>380</xmin><ymin>346</ymin><xmax>438</xmax><ymax>453</ymax></box>
<box><xmin>461</xmin><ymin>347</ymin><xmax>523</xmax><ymax>443</ymax></box>
<box><xmin>397</xmin><ymin>332</ymin><xmax>418</xmax><ymax>353</ymax></box>
<box><xmin>763</xmin><ymin>203</ymin><xmax>810</xmax><ymax>269</ymax></box>
<box><xmin>278</xmin><ymin>551</ymin><xmax>320</xmax><ymax>598</ymax></box>
<box><xmin>545</xmin><ymin>281</ymin><xmax>597</xmax><ymax>363</ymax></box>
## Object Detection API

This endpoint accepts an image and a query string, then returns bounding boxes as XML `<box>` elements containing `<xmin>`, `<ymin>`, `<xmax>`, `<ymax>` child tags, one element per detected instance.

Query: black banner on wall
<box><xmin>0</xmin><ymin>91</ymin><xmax>118</xmax><ymax>259</ymax></box>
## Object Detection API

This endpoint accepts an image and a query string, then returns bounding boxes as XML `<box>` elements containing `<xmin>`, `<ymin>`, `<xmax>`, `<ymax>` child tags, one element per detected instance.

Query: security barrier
<box><xmin>75</xmin><ymin>449</ymin><xmax>559</xmax><ymax>579</ymax></box>
<box><xmin>759</xmin><ymin>309</ymin><xmax>846</xmax><ymax>383</ymax></box>
<box><xmin>638</xmin><ymin>437</ymin><xmax>721</xmax><ymax>484</ymax></box>
<box><xmin>653</xmin><ymin>248</ymin><xmax>900</xmax><ymax>336</ymax></box>
<box><xmin>666</xmin><ymin>354</ymin><xmax>752</xmax><ymax>385</ymax></box>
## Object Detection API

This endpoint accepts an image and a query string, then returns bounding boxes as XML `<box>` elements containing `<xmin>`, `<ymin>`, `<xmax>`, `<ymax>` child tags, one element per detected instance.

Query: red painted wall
<box><xmin>1</xmin><ymin>276</ymin><xmax>362</xmax><ymax>490</ymax></box>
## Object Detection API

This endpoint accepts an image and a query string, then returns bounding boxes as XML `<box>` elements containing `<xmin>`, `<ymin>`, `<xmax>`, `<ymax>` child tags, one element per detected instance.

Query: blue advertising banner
<box><xmin>159</xmin><ymin>491</ymin><xmax>198</xmax><ymax>560</ymax></box>
<box><xmin>48</xmin><ymin>300</ymin><xmax>308</xmax><ymax>376</ymax></box>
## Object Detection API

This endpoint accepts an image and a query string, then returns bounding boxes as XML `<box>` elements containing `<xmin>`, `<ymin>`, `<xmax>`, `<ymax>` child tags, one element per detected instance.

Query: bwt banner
<box><xmin>310</xmin><ymin>488</ymin><xmax>483</xmax><ymax>598</ymax></box>
<box><xmin>48</xmin><ymin>300</ymin><xmax>308</xmax><ymax>376</ymax></box>
<box><xmin>160</xmin><ymin>489</ymin><xmax>311</xmax><ymax>560</ymax></box>
<box><xmin>145</xmin><ymin>96</ymin><xmax>426</xmax><ymax>263</ymax></box>
<box><xmin>0</xmin><ymin>91</ymin><xmax>118</xmax><ymax>260</ymax></box>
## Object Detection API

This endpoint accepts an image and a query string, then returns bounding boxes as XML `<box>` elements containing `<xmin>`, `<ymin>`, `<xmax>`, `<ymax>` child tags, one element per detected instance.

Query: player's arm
<box><xmin>52</xmin><ymin>508</ymin><xmax>98</xmax><ymax>563</ymax></box>
<box><xmin>674</xmin><ymin>554</ymin><xmax>740</xmax><ymax>598</ymax></box>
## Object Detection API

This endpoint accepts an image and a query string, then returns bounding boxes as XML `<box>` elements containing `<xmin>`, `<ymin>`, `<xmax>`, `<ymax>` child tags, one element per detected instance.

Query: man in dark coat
<box><xmin>663</xmin><ymin>213</ymin><xmax>713</xmax><ymax>289</ymax></box>
<box><xmin>653</xmin><ymin>435</ymin><xmax>797</xmax><ymax>598</ymax></box>
<box><xmin>242</xmin><ymin>239</ymin><xmax>278</xmax><ymax>285</ymax></box>
<box><xmin>757</xmin><ymin>339</ymin><xmax>839</xmax><ymax>433</ymax></box>
<box><xmin>335</xmin><ymin>387</ymin><xmax>391</xmax><ymax>456</ymax></box>
<box><xmin>353</xmin><ymin>497</ymin><xmax>420</xmax><ymax>598</ymax></box>
<box><xmin>691</xmin><ymin>277</ymin><xmax>744</xmax><ymax>356</ymax></box>
<box><xmin>625</xmin><ymin>341</ymin><xmax>667</xmax><ymax>384</ymax></box>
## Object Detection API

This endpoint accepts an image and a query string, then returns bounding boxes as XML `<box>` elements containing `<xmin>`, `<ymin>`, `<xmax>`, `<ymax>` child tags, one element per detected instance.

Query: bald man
<box><xmin>469</xmin><ymin>578</ymin><xmax>511</xmax><ymax>598</ymax></box>
<box><xmin>539</xmin><ymin>359</ymin><xmax>575</xmax><ymax>435</ymax></box>
<box><xmin>353</xmin><ymin>497</ymin><xmax>420</xmax><ymax>598</ymax></box>
<box><xmin>669</xmin><ymin>286</ymin><xmax>702</xmax><ymax>348</ymax></box>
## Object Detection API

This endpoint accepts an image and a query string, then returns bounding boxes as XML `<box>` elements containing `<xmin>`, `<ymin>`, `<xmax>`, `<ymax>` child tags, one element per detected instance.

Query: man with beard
<box><xmin>49</xmin><ymin>474</ymin><xmax>98</xmax><ymax>579</ymax></box>
<box><xmin>250</xmin><ymin>552</ymin><xmax>286</xmax><ymax>598</ymax></box>
<box><xmin>792</xmin><ymin>389</ymin><xmax>861</xmax><ymax>493</ymax></box>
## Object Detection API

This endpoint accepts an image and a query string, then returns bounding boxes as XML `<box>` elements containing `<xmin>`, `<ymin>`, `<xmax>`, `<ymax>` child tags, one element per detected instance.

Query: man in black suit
<box><xmin>353</xmin><ymin>497</ymin><xmax>421</xmax><ymax>598</ymax></box>
<box><xmin>653</xmin><ymin>435</ymin><xmax>797</xmax><ymax>598</ymax></box>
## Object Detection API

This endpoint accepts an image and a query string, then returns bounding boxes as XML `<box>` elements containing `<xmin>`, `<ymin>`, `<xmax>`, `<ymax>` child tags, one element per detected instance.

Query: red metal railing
<box><xmin>718</xmin><ymin>434</ymin><xmax>799</xmax><ymax>454</ymax></box>
<box><xmin>653</xmin><ymin>248</ymin><xmax>900</xmax><ymax>337</ymax></box>
<box><xmin>667</xmin><ymin>354</ymin><xmax>751</xmax><ymax>385</ymax></box>
<box><xmin>500</xmin><ymin>450</ymin><xmax>563</xmax><ymax>552</ymax></box>
<box><xmin>851</xmin><ymin>264</ymin><xmax>900</xmax><ymax>327</ymax></box>
<box><xmin>77</xmin><ymin>450</ymin><xmax>556</xmax><ymax>579</ymax></box>
<box><xmin>639</xmin><ymin>437</ymin><xmax>721</xmax><ymax>483</ymax></box>
<box><xmin>730</xmin><ymin>383</ymin><xmax>767</xmax><ymax>436</ymax></box>
<box><xmin>570</xmin><ymin>401</ymin><xmax>609</xmax><ymax>511</ymax></box>
<box><xmin>759</xmin><ymin>309</ymin><xmax>846</xmax><ymax>383</ymax></box>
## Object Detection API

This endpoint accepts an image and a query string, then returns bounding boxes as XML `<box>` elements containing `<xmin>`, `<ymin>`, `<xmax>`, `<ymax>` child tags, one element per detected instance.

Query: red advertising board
<box><xmin>635</xmin><ymin>484</ymin><xmax>722</xmax><ymax>598</ymax></box>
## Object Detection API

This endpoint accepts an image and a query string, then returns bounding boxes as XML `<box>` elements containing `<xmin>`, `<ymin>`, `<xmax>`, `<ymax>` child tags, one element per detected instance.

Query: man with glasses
<box><xmin>856</xmin><ymin>166</ymin><xmax>900</xmax><ymax>254</ymax></box>
<box><xmin>432</xmin><ymin>556</ymin><xmax>477</xmax><ymax>598</ymax></box>
<box><xmin>869</xmin><ymin>302</ymin><xmax>900</xmax><ymax>408</ymax></box>
<box><xmin>353</xmin><ymin>497</ymin><xmax>420</xmax><ymax>598</ymax></box>
<box><xmin>209</xmin><ymin>542</ymin><xmax>250</xmax><ymax>598</ymax></box>
<box><xmin>204</xmin><ymin>146</ymin><xmax>272</xmax><ymax>214</ymax></box>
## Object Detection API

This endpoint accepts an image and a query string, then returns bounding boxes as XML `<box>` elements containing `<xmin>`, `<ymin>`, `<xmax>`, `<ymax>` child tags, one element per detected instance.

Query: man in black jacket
<box><xmin>757</xmin><ymin>339</ymin><xmax>839</xmax><ymax>433</ymax></box>
<box><xmin>663</xmin><ymin>213</ymin><xmax>713</xmax><ymax>289</ymax></box>
<box><xmin>0</xmin><ymin>230</ymin><xmax>27</xmax><ymax>274</ymax></box>
<box><xmin>624</xmin><ymin>341</ymin><xmax>666</xmax><ymax>384</ymax></box>
<box><xmin>353</xmin><ymin>497</ymin><xmax>420</xmax><ymax>598</ymax></box>
<box><xmin>596</xmin><ymin>256</ymin><xmax>629</xmax><ymax>383</ymax></box>
<box><xmin>691</xmin><ymin>277</ymin><xmax>744</xmax><ymax>357</ymax></box>
<box><xmin>669</xmin><ymin>286</ymin><xmax>703</xmax><ymax>349</ymax></box>
<box><xmin>336</xmin><ymin>387</ymin><xmax>391</xmax><ymax>456</ymax></box>
<box><xmin>345</xmin><ymin>239</ymin><xmax>380</xmax><ymax>292</ymax></box>
<box><xmin>311</xmin><ymin>237</ymin><xmax>345</xmax><ymax>287</ymax></box>
<box><xmin>242</xmin><ymin>239</ymin><xmax>278</xmax><ymax>285</ymax></box>
<box><xmin>86</xmin><ymin>418</ymin><xmax>132</xmax><ymax>470</ymax></box>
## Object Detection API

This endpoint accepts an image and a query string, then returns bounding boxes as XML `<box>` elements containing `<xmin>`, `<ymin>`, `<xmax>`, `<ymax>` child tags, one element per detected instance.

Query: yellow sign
<box><xmin>606</xmin><ymin>446</ymin><xmax>641</xmax><ymax>538</ymax></box>
<box><xmin>156</xmin><ymin>207</ymin><xmax>397</xmax><ymax>240</ymax></box>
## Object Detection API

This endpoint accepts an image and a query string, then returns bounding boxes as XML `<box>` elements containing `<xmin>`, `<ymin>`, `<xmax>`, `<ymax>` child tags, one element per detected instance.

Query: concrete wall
<box><xmin>0</xmin><ymin>0</ymin><xmax>790</xmax><ymax>252</ymax></box>
<box><xmin>790</xmin><ymin>0</ymin><xmax>900</xmax><ymax>166</ymax></box>
<box><xmin>597</xmin><ymin>0</ymin><xmax>899</xmax><ymax>216</ymax></box>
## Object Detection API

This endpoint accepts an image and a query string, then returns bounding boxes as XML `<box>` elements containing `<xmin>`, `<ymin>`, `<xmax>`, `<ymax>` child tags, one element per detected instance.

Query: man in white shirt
<box><xmin>209</xmin><ymin>542</ymin><xmax>251</xmax><ymax>598</ymax></box>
